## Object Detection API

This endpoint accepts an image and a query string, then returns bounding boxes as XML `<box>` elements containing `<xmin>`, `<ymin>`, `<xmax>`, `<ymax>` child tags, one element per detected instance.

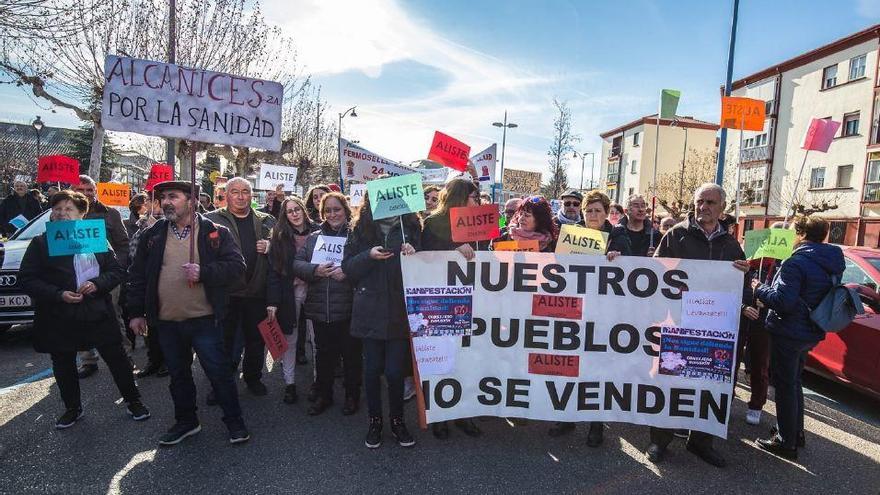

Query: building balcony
<box><xmin>740</xmin><ymin>145</ymin><xmax>771</xmax><ymax>163</ymax></box>
<box><xmin>864</xmin><ymin>183</ymin><xmax>880</xmax><ymax>202</ymax></box>
<box><xmin>607</xmin><ymin>172</ymin><xmax>619</xmax><ymax>184</ymax></box>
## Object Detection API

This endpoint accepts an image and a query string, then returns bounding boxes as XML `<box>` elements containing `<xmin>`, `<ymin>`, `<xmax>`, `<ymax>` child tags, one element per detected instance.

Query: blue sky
<box><xmin>2</xmin><ymin>0</ymin><xmax>879</xmax><ymax>185</ymax></box>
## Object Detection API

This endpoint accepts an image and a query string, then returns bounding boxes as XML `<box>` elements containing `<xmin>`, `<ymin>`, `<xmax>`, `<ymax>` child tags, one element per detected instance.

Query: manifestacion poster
<box><xmin>401</xmin><ymin>252</ymin><xmax>744</xmax><ymax>438</ymax></box>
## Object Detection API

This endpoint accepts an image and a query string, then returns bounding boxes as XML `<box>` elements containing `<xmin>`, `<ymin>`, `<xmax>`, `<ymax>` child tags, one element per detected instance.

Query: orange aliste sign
<box><xmin>720</xmin><ymin>96</ymin><xmax>766</xmax><ymax>131</ymax></box>
<box><xmin>97</xmin><ymin>182</ymin><xmax>130</xmax><ymax>206</ymax></box>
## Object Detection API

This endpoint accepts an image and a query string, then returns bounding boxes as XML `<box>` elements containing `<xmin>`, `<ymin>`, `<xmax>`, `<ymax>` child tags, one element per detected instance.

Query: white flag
<box><xmin>471</xmin><ymin>144</ymin><xmax>497</xmax><ymax>183</ymax></box>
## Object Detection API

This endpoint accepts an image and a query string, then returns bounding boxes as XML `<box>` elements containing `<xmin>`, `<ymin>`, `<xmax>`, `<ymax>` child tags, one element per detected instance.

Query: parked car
<box><xmin>805</xmin><ymin>245</ymin><xmax>880</xmax><ymax>399</ymax></box>
<box><xmin>0</xmin><ymin>206</ymin><xmax>130</xmax><ymax>336</ymax></box>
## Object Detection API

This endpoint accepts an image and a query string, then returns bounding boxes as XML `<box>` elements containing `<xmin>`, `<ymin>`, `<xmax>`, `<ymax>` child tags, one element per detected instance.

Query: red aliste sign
<box><xmin>428</xmin><ymin>131</ymin><xmax>470</xmax><ymax>171</ymax></box>
<box><xmin>36</xmin><ymin>155</ymin><xmax>80</xmax><ymax>184</ymax></box>
<box><xmin>449</xmin><ymin>204</ymin><xmax>499</xmax><ymax>242</ymax></box>
<box><xmin>144</xmin><ymin>163</ymin><xmax>174</xmax><ymax>191</ymax></box>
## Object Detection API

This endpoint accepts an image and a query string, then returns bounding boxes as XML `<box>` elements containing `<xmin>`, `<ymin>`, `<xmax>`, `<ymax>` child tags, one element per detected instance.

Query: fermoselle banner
<box><xmin>101</xmin><ymin>55</ymin><xmax>283</xmax><ymax>151</ymax></box>
<box><xmin>401</xmin><ymin>252</ymin><xmax>744</xmax><ymax>438</ymax></box>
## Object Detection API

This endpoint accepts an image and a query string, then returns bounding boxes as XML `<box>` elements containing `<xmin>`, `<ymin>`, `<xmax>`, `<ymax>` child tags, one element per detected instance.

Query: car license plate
<box><xmin>0</xmin><ymin>294</ymin><xmax>31</xmax><ymax>307</ymax></box>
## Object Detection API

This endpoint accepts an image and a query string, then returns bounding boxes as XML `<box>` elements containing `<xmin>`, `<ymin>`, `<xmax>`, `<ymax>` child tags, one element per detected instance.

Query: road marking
<box><xmin>0</xmin><ymin>367</ymin><xmax>53</xmax><ymax>396</ymax></box>
<box><xmin>107</xmin><ymin>449</ymin><xmax>157</xmax><ymax>495</ymax></box>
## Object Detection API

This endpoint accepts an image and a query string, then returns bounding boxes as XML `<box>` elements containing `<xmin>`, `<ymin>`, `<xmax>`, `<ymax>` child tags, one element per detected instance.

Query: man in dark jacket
<box><xmin>259</xmin><ymin>184</ymin><xmax>284</xmax><ymax>218</ymax></box>
<box><xmin>606</xmin><ymin>194</ymin><xmax>660</xmax><ymax>256</ymax></box>
<box><xmin>206</xmin><ymin>177</ymin><xmax>276</xmax><ymax>396</ymax></box>
<box><xmin>553</xmin><ymin>190</ymin><xmax>584</xmax><ymax>229</ymax></box>
<box><xmin>128</xmin><ymin>180</ymin><xmax>249</xmax><ymax>446</ymax></box>
<box><xmin>73</xmin><ymin>175</ymin><xmax>132</xmax><ymax>378</ymax></box>
<box><xmin>647</xmin><ymin>183</ymin><xmax>750</xmax><ymax>468</ymax></box>
<box><xmin>0</xmin><ymin>180</ymin><xmax>43</xmax><ymax>235</ymax></box>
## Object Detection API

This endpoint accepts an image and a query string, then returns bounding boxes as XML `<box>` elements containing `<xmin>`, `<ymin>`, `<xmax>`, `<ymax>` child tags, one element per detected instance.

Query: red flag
<box><xmin>36</xmin><ymin>155</ymin><xmax>80</xmax><ymax>184</ymax></box>
<box><xmin>428</xmin><ymin>131</ymin><xmax>470</xmax><ymax>171</ymax></box>
<box><xmin>144</xmin><ymin>163</ymin><xmax>174</xmax><ymax>191</ymax></box>
<box><xmin>801</xmin><ymin>118</ymin><xmax>841</xmax><ymax>153</ymax></box>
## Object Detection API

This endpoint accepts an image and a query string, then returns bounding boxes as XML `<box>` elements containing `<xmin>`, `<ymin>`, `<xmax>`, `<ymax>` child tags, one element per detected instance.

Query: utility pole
<box><xmin>715</xmin><ymin>0</ymin><xmax>740</xmax><ymax>185</ymax></box>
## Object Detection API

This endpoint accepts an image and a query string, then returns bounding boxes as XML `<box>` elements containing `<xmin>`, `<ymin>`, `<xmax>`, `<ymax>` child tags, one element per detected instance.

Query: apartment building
<box><xmin>598</xmin><ymin>115</ymin><xmax>719</xmax><ymax>204</ymax></box>
<box><xmin>728</xmin><ymin>24</ymin><xmax>880</xmax><ymax>246</ymax></box>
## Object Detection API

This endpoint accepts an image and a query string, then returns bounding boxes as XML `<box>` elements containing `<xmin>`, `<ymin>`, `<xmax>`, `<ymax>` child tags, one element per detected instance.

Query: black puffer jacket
<box><xmin>292</xmin><ymin>222</ymin><xmax>353</xmax><ymax>324</ymax></box>
<box><xmin>607</xmin><ymin>215</ymin><xmax>660</xmax><ymax>256</ymax></box>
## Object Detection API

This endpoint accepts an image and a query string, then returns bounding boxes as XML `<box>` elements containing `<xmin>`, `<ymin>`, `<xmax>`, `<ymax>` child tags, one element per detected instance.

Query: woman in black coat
<box><xmin>292</xmin><ymin>192</ymin><xmax>360</xmax><ymax>416</ymax></box>
<box><xmin>19</xmin><ymin>190</ymin><xmax>149</xmax><ymax>429</ymax></box>
<box><xmin>421</xmin><ymin>178</ymin><xmax>484</xmax><ymax>439</ymax></box>
<box><xmin>342</xmin><ymin>190</ymin><xmax>421</xmax><ymax>449</ymax></box>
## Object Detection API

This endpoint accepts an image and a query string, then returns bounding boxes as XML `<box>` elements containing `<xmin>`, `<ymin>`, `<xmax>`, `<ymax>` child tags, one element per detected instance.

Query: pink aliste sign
<box><xmin>801</xmin><ymin>118</ymin><xmax>841</xmax><ymax>153</ymax></box>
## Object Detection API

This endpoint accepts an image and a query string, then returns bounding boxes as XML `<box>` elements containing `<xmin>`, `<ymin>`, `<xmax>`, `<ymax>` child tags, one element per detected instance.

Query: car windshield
<box><xmin>8</xmin><ymin>206</ymin><xmax>131</xmax><ymax>241</ymax></box>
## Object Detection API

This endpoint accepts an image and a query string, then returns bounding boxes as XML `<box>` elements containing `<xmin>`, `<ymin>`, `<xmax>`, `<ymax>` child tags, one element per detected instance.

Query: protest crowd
<box><xmin>6</xmin><ymin>161</ymin><xmax>847</xmax><ymax>467</ymax></box>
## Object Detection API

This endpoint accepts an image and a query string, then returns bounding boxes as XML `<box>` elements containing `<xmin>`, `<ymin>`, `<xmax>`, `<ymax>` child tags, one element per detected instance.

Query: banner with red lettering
<box><xmin>338</xmin><ymin>138</ymin><xmax>417</xmax><ymax>182</ymax></box>
<box><xmin>428</xmin><ymin>131</ymin><xmax>470</xmax><ymax>171</ymax></box>
<box><xmin>100</xmin><ymin>55</ymin><xmax>283</xmax><ymax>150</ymax></box>
<box><xmin>449</xmin><ymin>204</ymin><xmax>499</xmax><ymax>242</ymax></box>
<box><xmin>144</xmin><ymin>164</ymin><xmax>174</xmax><ymax>191</ymax></box>
<box><xmin>401</xmin><ymin>252</ymin><xmax>744</xmax><ymax>438</ymax></box>
<box><xmin>258</xmin><ymin>317</ymin><xmax>289</xmax><ymax>360</ymax></box>
<box><xmin>36</xmin><ymin>155</ymin><xmax>80</xmax><ymax>184</ymax></box>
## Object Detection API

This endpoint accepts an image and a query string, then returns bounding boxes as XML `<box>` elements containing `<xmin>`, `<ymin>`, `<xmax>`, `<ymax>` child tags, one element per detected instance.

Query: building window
<box><xmin>843</xmin><ymin>112</ymin><xmax>859</xmax><ymax>136</ymax></box>
<box><xmin>822</xmin><ymin>64</ymin><xmax>838</xmax><ymax>89</ymax></box>
<box><xmin>836</xmin><ymin>164</ymin><xmax>853</xmax><ymax>188</ymax></box>
<box><xmin>630</xmin><ymin>159</ymin><xmax>637</xmax><ymax>174</ymax></box>
<box><xmin>744</xmin><ymin>137</ymin><xmax>754</xmax><ymax>149</ymax></box>
<box><xmin>632</xmin><ymin>132</ymin><xmax>640</xmax><ymax>146</ymax></box>
<box><xmin>744</xmin><ymin>219</ymin><xmax>755</xmax><ymax>232</ymax></box>
<box><xmin>810</xmin><ymin>167</ymin><xmax>825</xmax><ymax>189</ymax></box>
<box><xmin>849</xmin><ymin>54</ymin><xmax>867</xmax><ymax>80</ymax></box>
<box><xmin>865</xmin><ymin>159</ymin><xmax>880</xmax><ymax>201</ymax></box>
<box><xmin>765</xmin><ymin>99</ymin><xmax>774</xmax><ymax>115</ymax></box>
<box><xmin>628</xmin><ymin>187</ymin><xmax>634</xmax><ymax>198</ymax></box>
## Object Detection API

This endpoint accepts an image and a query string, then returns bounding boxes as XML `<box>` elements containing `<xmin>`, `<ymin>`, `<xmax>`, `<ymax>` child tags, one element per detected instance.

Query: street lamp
<box><xmin>338</xmin><ymin>106</ymin><xmax>357</xmax><ymax>190</ymax></box>
<box><xmin>573</xmin><ymin>151</ymin><xmax>596</xmax><ymax>190</ymax></box>
<box><xmin>32</xmin><ymin>116</ymin><xmax>44</xmax><ymax>172</ymax></box>
<box><xmin>492</xmin><ymin>111</ymin><xmax>517</xmax><ymax>202</ymax></box>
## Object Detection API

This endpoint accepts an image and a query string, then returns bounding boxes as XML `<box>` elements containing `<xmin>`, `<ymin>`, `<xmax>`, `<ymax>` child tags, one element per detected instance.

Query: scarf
<box><xmin>508</xmin><ymin>225</ymin><xmax>552</xmax><ymax>251</ymax></box>
<box><xmin>555</xmin><ymin>208</ymin><xmax>582</xmax><ymax>226</ymax></box>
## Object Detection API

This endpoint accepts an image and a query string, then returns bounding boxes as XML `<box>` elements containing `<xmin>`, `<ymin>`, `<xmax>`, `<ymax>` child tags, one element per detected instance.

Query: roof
<box><xmin>0</xmin><ymin>121</ymin><xmax>87</xmax><ymax>170</ymax></box>
<box><xmin>599</xmin><ymin>114</ymin><xmax>719</xmax><ymax>139</ymax></box>
<box><xmin>731</xmin><ymin>23</ymin><xmax>880</xmax><ymax>90</ymax></box>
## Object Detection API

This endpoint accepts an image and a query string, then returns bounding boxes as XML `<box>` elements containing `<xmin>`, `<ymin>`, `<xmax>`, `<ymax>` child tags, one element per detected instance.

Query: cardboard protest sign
<box><xmin>367</xmin><ymin>173</ymin><xmax>425</xmax><ymax>220</ymax></box>
<box><xmin>744</xmin><ymin>228</ymin><xmax>795</xmax><ymax>260</ymax></box>
<box><xmin>9</xmin><ymin>215</ymin><xmax>28</xmax><ymax>230</ymax></box>
<box><xmin>449</xmin><ymin>204</ymin><xmax>499</xmax><ymax>243</ymax></box>
<box><xmin>801</xmin><ymin>118</ymin><xmax>841</xmax><ymax>153</ymax></box>
<box><xmin>405</xmin><ymin>286</ymin><xmax>473</xmax><ymax>337</ymax></box>
<box><xmin>46</xmin><ymin>219</ymin><xmax>108</xmax><ymax>256</ymax></box>
<box><xmin>720</xmin><ymin>96</ymin><xmax>766</xmax><ymax>131</ymax></box>
<box><xmin>257</xmin><ymin>317</ymin><xmax>288</xmax><ymax>360</ymax></box>
<box><xmin>502</xmin><ymin>168</ymin><xmax>542</xmax><ymax>195</ymax></box>
<box><xmin>555</xmin><ymin>224</ymin><xmax>608</xmax><ymax>255</ymax></box>
<box><xmin>428</xmin><ymin>131</ymin><xmax>470</xmax><ymax>171</ymax></box>
<box><xmin>97</xmin><ymin>183</ymin><xmax>130</xmax><ymax>207</ymax></box>
<box><xmin>309</xmin><ymin>235</ymin><xmax>346</xmax><ymax>266</ymax></box>
<box><xmin>37</xmin><ymin>155</ymin><xmax>80</xmax><ymax>184</ymax></box>
<box><xmin>493</xmin><ymin>240</ymin><xmax>538</xmax><ymax>252</ymax></box>
<box><xmin>472</xmin><ymin>144</ymin><xmax>497</xmax><ymax>183</ymax></box>
<box><xmin>349</xmin><ymin>184</ymin><xmax>366</xmax><ymax>207</ymax></box>
<box><xmin>101</xmin><ymin>55</ymin><xmax>283</xmax><ymax>151</ymax></box>
<box><xmin>401</xmin><ymin>252</ymin><xmax>744</xmax><ymax>437</ymax></box>
<box><xmin>256</xmin><ymin>164</ymin><xmax>297</xmax><ymax>191</ymax></box>
<box><xmin>144</xmin><ymin>164</ymin><xmax>174</xmax><ymax>191</ymax></box>
<box><xmin>339</xmin><ymin>138</ymin><xmax>415</xmax><ymax>182</ymax></box>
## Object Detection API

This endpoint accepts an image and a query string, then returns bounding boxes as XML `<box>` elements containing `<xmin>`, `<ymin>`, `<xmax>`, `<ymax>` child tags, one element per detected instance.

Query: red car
<box><xmin>804</xmin><ymin>246</ymin><xmax>880</xmax><ymax>399</ymax></box>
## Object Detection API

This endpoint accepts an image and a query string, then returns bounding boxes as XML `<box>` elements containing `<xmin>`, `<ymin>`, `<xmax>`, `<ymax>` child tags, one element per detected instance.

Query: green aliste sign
<box><xmin>744</xmin><ymin>228</ymin><xmax>795</xmax><ymax>260</ymax></box>
<box><xmin>367</xmin><ymin>173</ymin><xmax>426</xmax><ymax>220</ymax></box>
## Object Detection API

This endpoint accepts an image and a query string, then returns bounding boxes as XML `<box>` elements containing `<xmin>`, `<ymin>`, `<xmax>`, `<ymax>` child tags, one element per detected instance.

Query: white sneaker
<box><xmin>403</xmin><ymin>377</ymin><xmax>416</xmax><ymax>401</ymax></box>
<box><xmin>745</xmin><ymin>409</ymin><xmax>762</xmax><ymax>425</ymax></box>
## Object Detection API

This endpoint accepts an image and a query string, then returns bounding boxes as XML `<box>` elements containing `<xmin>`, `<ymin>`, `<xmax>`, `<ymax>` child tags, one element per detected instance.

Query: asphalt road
<box><xmin>1</xmin><ymin>325</ymin><xmax>878</xmax><ymax>495</ymax></box>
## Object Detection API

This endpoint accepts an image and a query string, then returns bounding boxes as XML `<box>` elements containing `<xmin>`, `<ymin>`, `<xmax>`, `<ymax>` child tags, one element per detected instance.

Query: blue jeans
<box><xmin>363</xmin><ymin>338</ymin><xmax>408</xmax><ymax>418</ymax></box>
<box><xmin>770</xmin><ymin>335</ymin><xmax>816</xmax><ymax>449</ymax></box>
<box><xmin>157</xmin><ymin>317</ymin><xmax>242</xmax><ymax>426</ymax></box>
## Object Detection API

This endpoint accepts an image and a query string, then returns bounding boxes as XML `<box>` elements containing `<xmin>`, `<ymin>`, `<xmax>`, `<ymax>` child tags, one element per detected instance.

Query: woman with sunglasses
<box><xmin>292</xmin><ymin>192</ymin><xmax>361</xmax><ymax>416</ymax></box>
<box><xmin>491</xmin><ymin>196</ymin><xmax>558</xmax><ymax>252</ymax></box>
<box><xmin>421</xmin><ymin>178</ymin><xmax>485</xmax><ymax>439</ymax></box>
<box><xmin>266</xmin><ymin>196</ymin><xmax>319</xmax><ymax>404</ymax></box>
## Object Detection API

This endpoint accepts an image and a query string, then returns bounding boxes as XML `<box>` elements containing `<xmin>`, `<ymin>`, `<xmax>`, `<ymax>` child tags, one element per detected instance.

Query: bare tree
<box><xmin>1</xmin><ymin>0</ymin><xmax>302</xmax><ymax>179</ymax></box>
<box><xmin>654</xmin><ymin>149</ymin><xmax>717</xmax><ymax>218</ymax></box>
<box><xmin>541</xmin><ymin>98</ymin><xmax>579</xmax><ymax>199</ymax></box>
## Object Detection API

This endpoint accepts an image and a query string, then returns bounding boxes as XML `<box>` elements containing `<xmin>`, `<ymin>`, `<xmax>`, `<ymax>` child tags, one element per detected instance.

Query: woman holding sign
<box><xmin>343</xmin><ymin>190</ymin><xmax>421</xmax><ymax>449</ymax></box>
<box><xmin>266</xmin><ymin>196</ymin><xmax>319</xmax><ymax>404</ymax></box>
<box><xmin>421</xmin><ymin>178</ymin><xmax>484</xmax><ymax>439</ymax></box>
<box><xmin>292</xmin><ymin>192</ymin><xmax>362</xmax><ymax>416</ymax></box>
<box><xmin>19</xmin><ymin>190</ymin><xmax>149</xmax><ymax>429</ymax></box>
<box><xmin>490</xmin><ymin>196</ymin><xmax>557</xmax><ymax>252</ymax></box>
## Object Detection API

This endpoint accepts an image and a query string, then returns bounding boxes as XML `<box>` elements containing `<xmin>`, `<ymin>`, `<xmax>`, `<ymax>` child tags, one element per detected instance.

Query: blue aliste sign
<box><xmin>46</xmin><ymin>219</ymin><xmax>109</xmax><ymax>256</ymax></box>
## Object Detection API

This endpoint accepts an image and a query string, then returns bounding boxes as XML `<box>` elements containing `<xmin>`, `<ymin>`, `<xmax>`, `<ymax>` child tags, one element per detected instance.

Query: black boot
<box><xmin>365</xmin><ymin>416</ymin><xmax>382</xmax><ymax>449</ymax></box>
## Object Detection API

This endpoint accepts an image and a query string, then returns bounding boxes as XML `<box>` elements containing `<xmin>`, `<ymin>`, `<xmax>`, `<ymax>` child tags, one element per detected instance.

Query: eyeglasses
<box><xmin>563</xmin><ymin>201</ymin><xmax>580</xmax><ymax>207</ymax></box>
<box><xmin>285</xmin><ymin>208</ymin><xmax>303</xmax><ymax>215</ymax></box>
